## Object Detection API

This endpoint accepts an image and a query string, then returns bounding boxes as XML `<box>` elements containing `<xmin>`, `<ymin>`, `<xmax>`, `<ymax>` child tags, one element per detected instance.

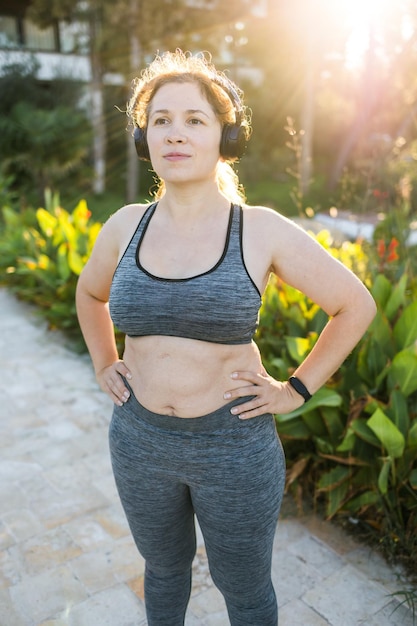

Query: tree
<box><xmin>0</xmin><ymin>60</ymin><xmax>91</xmax><ymax>202</ymax></box>
<box><xmin>28</xmin><ymin>0</ymin><xmax>255</xmax><ymax>200</ymax></box>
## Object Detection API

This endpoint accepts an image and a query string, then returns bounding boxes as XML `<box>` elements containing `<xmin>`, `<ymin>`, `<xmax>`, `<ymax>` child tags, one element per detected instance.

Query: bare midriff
<box><xmin>123</xmin><ymin>335</ymin><xmax>264</xmax><ymax>417</ymax></box>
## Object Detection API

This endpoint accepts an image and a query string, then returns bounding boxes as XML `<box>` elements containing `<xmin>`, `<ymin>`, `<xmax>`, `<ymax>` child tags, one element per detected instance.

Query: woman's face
<box><xmin>146</xmin><ymin>81</ymin><xmax>223</xmax><ymax>186</ymax></box>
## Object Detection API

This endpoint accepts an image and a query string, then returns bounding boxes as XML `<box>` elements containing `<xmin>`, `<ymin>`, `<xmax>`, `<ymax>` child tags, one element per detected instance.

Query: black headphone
<box><xmin>133</xmin><ymin>77</ymin><xmax>248</xmax><ymax>162</ymax></box>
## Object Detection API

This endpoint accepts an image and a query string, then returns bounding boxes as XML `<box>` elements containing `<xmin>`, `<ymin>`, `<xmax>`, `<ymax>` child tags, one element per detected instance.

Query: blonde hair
<box><xmin>126</xmin><ymin>50</ymin><xmax>251</xmax><ymax>204</ymax></box>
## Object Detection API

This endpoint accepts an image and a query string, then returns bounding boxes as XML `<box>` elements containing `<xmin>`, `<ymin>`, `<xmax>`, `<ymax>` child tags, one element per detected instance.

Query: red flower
<box><xmin>377</xmin><ymin>238</ymin><xmax>399</xmax><ymax>264</ymax></box>
<box><xmin>386</xmin><ymin>238</ymin><xmax>399</xmax><ymax>262</ymax></box>
<box><xmin>377</xmin><ymin>239</ymin><xmax>386</xmax><ymax>259</ymax></box>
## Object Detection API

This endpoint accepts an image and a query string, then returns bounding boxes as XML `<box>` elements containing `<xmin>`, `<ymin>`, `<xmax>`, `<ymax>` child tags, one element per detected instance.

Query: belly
<box><xmin>123</xmin><ymin>335</ymin><xmax>263</xmax><ymax>417</ymax></box>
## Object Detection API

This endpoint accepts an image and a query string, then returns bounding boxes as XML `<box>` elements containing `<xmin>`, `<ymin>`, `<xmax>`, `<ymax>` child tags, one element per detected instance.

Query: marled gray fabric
<box><xmin>109</xmin><ymin>387</ymin><xmax>286</xmax><ymax>626</ymax></box>
<box><xmin>109</xmin><ymin>203</ymin><xmax>261</xmax><ymax>344</ymax></box>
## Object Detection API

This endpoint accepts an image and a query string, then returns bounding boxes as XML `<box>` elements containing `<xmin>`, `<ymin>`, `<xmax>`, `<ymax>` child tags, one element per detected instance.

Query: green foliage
<box><xmin>1</xmin><ymin>187</ymin><xmax>416</xmax><ymax>575</ymax></box>
<box><xmin>0</xmin><ymin>61</ymin><xmax>92</xmax><ymax>203</ymax></box>
<box><xmin>259</xmin><ymin>240</ymin><xmax>417</xmax><ymax>575</ymax></box>
<box><xmin>0</xmin><ymin>191</ymin><xmax>100</xmax><ymax>349</ymax></box>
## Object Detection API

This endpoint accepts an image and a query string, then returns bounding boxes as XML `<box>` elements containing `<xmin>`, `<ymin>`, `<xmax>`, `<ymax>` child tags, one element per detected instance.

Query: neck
<box><xmin>158</xmin><ymin>181</ymin><xmax>230</xmax><ymax>220</ymax></box>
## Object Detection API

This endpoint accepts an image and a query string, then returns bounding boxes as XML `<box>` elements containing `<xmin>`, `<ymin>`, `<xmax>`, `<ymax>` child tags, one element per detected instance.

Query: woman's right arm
<box><xmin>75</xmin><ymin>216</ymin><xmax>132</xmax><ymax>405</ymax></box>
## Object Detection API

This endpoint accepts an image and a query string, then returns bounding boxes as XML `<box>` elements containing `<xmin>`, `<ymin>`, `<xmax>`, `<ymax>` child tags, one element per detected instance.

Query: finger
<box><xmin>105</xmin><ymin>373</ymin><xmax>130</xmax><ymax>405</ymax></box>
<box><xmin>230</xmin><ymin>370</ymin><xmax>264</xmax><ymax>384</ymax></box>
<box><xmin>230</xmin><ymin>397</ymin><xmax>267</xmax><ymax>418</ymax></box>
<box><xmin>234</xmin><ymin>404</ymin><xmax>269</xmax><ymax>420</ymax></box>
<box><xmin>224</xmin><ymin>383</ymin><xmax>259</xmax><ymax>401</ymax></box>
<box><xmin>115</xmin><ymin>361</ymin><xmax>133</xmax><ymax>380</ymax></box>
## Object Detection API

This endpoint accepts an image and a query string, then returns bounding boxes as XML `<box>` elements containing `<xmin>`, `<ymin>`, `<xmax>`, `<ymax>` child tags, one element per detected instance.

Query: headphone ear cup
<box><xmin>134</xmin><ymin>126</ymin><xmax>150</xmax><ymax>161</ymax></box>
<box><xmin>220</xmin><ymin>124</ymin><xmax>247</xmax><ymax>159</ymax></box>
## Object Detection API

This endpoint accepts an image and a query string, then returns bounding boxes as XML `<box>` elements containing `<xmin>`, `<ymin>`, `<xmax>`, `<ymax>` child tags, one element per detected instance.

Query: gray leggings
<box><xmin>109</xmin><ymin>388</ymin><xmax>286</xmax><ymax>626</ymax></box>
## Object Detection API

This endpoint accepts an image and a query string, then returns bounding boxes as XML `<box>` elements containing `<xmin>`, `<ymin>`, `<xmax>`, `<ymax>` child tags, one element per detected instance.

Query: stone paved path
<box><xmin>0</xmin><ymin>288</ymin><xmax>414</xmax><ymax>625</ymax></box>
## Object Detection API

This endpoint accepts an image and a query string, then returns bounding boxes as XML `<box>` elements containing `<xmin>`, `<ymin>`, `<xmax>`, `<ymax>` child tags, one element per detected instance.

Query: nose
<box><xmin>166</xmin><ymin>122</ymin><xmax>186</xmax><ymax>144</ymax></box>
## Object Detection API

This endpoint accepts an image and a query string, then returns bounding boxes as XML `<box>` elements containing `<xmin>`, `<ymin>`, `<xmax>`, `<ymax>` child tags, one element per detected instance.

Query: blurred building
<box><xmin>0</xmin><ymin>0</ymin><xmax>92</xmax><ymax>82</ymax></box>
<box><xmin>0</xmin><ymin>0</ymin><xmax>266</xmax><ymax>85</ymax></box>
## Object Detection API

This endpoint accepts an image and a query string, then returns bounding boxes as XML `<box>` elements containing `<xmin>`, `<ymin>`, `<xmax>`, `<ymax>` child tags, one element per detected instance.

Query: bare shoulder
<box><xmin>241</xmin><ymin>204</ymin><xmax>311</xmax><ymax>252</ymax></box>
<box><xmin>93</xmin><ymin>202</ymin><xmax>149</xmax><ymax>249</ymax></box>
<box><xmin>102</xmin><ymin>201</ymin><xmax>150</xmax><ymax>233</ymax></box>
<box><xmin>242</xmin><ymin>204</ymin><xmax>302</xmax><ymax>233</ymax></box>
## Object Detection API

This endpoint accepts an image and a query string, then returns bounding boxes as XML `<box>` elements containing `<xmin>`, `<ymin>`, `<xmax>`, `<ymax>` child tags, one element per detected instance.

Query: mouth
<box><xmin>163</xmin><ymin>152</ymin><xmax>191</xmax><ymax>161</ymax></box>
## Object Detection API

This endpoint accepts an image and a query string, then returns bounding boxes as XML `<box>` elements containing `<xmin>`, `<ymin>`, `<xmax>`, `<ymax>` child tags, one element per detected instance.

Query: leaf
<box><xmin>275</xmin><ymin>416</ymin><xmax>311</xmax><ymax>440</ymax></box>
<box><xmin>388</xmin><ymin>349</ymin><xmax>417</xmax><ymax>397</ymax></box>
<box><xmin>384</xmin><ymin>273</ymin><xmax>407</xmax><ymax>321</ymax></box>
<box><xmin>393</xmin><ymin>300</ymin><xmax>417</xmax><ymax>349</ymax></box>
<box><xmin>277</xmin><ymin>387</ymin><xmax>342</xmax><ymax>421</ymax></box>
<box><xmin>408</xmin><ymin>421</ymin><xmax>417</xmax><ymax>448</ymax></box>
<box><xmin>319</xmin><ymin>453</ymin><xmax>370</xmax><ymax>466</ymax></box>
<box><xmin>285</xmin><ymin>336</ymin><xmax>312</xmax><ymax>363</ymax></box>
<box><xmin>371</xmin><ymin>274</ymin><xmax>392</xmax><ymax>309</ymax></box>
<box><xmin>318</xmin><ymin>465</ymin><xmax>351</xmax><ymax>491</ymax></box>
<box><xmin>367</xmin><ymin>310</ymin><xmax>393</xmax><ymax>355</ymax></box>
<box><xmin>344</xmin><ymin>490</ymin><xmax>380</xmax><ymax>511</ymax></box>
<box><xmin>57</xmin><ymin>242</ymin><xmax>70</xmax><ymax>280</ymax></box>
<box><xmin>326</xmin><ymin>481</ymin><xmax>349</xmax><ymax>518</ymax></box>
<box><xmin>389</xmin><ymin>390</ymin><xmax>409</xmax><ymax>435</ymax></box>
<box><xmin>285</xmin><ymin>456</ymin><xmax>310</xmax><ymax>490</ymax></box>
<box><xmin>302</xmin><ymin>409</ymin><xmax>327</xmax><ymax>436</ymax></box>
<box><xmin>321</xmin><ymin>407</ymin><xmax>345</xmax><ymax>441</ymax></box>
<box><xmin>378</xmin><ymin>458</ymin><xmax>392</xmax><ymax>495</ymax></box>
<box><xmin>36</xmin><ymin>208</ymin><xmax>57</xmax><ymax>237</ymax></box>
<box><xmin>367</xmin><ymin>409</ymin><xmax>405</xmax><ymax>458</ymax></box>
<box><xmin>410</xmin><ymin>469</ymin><xmax>417</xmax><ymax>489</ymax></box>
<box><xmin>68</xmin><ymin>249</ymin><xmax>85</xmax><ymax>276</ymax></box>
<box><xmin>350</xmin><ymin>419</ymin><xmax>381</xmax><ymax>447</ymax></box>
<box><xmin>336</xmin><ymin>429</ymin><xmax>356</xmax><ymax>452</ymax></box>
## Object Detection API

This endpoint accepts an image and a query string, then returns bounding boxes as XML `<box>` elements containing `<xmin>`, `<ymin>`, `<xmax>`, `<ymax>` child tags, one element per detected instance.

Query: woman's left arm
<box><xmin>226</xmin><ymin>209</ymin><xmax>377</xmax><ymax>419</ymax></box>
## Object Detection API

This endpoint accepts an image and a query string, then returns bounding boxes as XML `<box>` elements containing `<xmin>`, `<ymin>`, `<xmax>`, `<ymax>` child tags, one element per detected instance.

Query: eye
<box><xmin>188</xmin><ymin>117</ymin><xmax>203</xmax><ymax>125</ymax></box>
<box><xmin>154</xmin><ymin>117</ymin><xmax>169</xmax><ymax>125</ymax></box>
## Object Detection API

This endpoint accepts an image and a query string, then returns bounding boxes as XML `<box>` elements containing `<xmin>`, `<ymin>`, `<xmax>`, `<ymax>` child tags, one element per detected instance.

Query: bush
<box><xmin>257</xmin><ymin>229</ymin><xmax>417</xmax><ymax>577</ymax></box>
<box><xmin>0</xmin><ymin>190</ymin><xmax>100</xmax><ymax>350</ymax></box>
<box><xmin>1</xmin><ymin>190</ymin><xmax>416</xmax><ymax>577</ymax></box>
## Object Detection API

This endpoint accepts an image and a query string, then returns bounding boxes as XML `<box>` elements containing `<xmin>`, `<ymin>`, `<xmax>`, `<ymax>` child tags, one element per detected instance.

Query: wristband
<box><xmin>288</xmin><ymin>376</ymin><xmax>312</xmax><ymax>402</ymax></box>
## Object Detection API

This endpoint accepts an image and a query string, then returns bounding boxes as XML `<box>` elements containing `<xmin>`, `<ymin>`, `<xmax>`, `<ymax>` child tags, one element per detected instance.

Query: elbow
<box><xmin>360</xmin><ymin>287</ymin><xmax>377</xmax><ymax>330</ymax></box>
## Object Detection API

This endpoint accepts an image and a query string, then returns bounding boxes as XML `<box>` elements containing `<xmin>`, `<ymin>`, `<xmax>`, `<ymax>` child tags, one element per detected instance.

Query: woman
<box><xmin>76</xmin><ymin>50</ymin><xmax>376</xmax><ymax>625</ymax></box>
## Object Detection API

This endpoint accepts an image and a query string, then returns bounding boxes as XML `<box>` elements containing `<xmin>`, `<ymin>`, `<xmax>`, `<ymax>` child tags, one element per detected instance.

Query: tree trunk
<box><xmin>126</xmin><ymin>0</ymin><xmax>141</xmax><ymax>204</ymax></box>
<box><xmin>89</xmin><ymin>5</ymin><xmax>106</xmax><ymax>195</ymax></box>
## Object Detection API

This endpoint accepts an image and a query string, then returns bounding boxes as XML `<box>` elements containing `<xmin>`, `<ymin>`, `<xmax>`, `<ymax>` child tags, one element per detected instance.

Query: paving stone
<box><xmin>0</xmin><ymin>521</ymin><xmax>15</xmax><ymax>552</ymax></box>
<box><xmin>0</xmin><ymin>460</ymin><xmax>43</xmax><ymax>484</ymax></box>
<box><xmin>0</xmin><ymin>545</ymin><xmax>25</xmax><ymax>587</ymax></box>
<box><xmin>63</xmin><ymin>516</ymin><xmax>114</xmax><ymax>551</ymax></box>
<box><xmin>9</xmin><ymin>565</ymin><xmax>88</xmax><ymax>624</ymax></box>
<box><xmin>279</xmin><ymin>598</ymin><xmax>330</xmax><ymax>625</ymax></box>
<box><xmin>0</xmin><ymin>587</ymin><xmax>28</xmax><ymax>626</ymax></box>
<box><xmin>273</xmin><ymin>517</ymin><xmax>309</xmax><ymax>550</ymax></box>
<box><xmin>272</xmin><ymin>550</ymin><xmax>325</xmax><ymax>605</ymax></box>
<box><xmin>1</xmin><ymin>508</ymin><xmax>45</xmax><ymax>543</ymax></box>
<box><xmin>189</xmin><ymin>585</ymin><xmax>226</xmax><ymax>614</ymax></box>
<box><xmin>68</xmin><ymin>549</ymin><xmax>119</xmax><ymax>594</ymax></box>
<box><xmin>0</xmin><ymin>483</ymin><xmax>29</xmax><ymax>518</ymax></box>
<box><xmin>361</xmin><ymin>598</ymin><xmax>415</xmax><ymax>626</ymax></box>
<box><xmin>287</xmin><ymin>534</ymin><xmax>343</xmax><ymax>578</ymax></box>
<box><xmin>343</xmin><ymin>545</ymin><xmax>405</xmax><ymax>591</ymax></box>
<box><xmin>89</xmin><ymin>507</ymin><xmax>129</xmax><ymax>543</ymax></box>
<box><xmin>65</xmin><ymin>584</ymin><xmax>146</xmax><ymax>626</ymax></box>
<box><xmin>19</xmin><ymin>527</ymin><xmax>83</xmax><ymax>576</ymax></box>
<box><xmin>302</xmin><ymin>564</ymin><xmax>393</xmax><ymax>625</ymax></box>
<box><xmin>1</xmin><ymin>288</ymin><xmax>414</xmax><ymax>626</ymax></box>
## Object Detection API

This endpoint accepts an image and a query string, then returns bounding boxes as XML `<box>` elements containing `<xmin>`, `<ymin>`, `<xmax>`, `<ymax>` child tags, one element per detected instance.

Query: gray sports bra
<box><xmin>109</xmin><ymin>202</ymin><xmax>262</xmax><ymax>344</ymax></box>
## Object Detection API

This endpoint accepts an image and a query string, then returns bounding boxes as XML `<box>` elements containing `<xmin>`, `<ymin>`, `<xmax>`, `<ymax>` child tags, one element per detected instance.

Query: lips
<box><xmin>163</xmin><ymin>152</ymin><xmax>191</xmax><ymax>160</ymax></box>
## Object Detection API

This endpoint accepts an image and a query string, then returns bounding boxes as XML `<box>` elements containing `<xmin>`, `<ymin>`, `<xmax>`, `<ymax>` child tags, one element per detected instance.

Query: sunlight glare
<box><xmin>331</xmin><ymin>0</ymin><xmax>391</xmax><ymax>69</ymax></box>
